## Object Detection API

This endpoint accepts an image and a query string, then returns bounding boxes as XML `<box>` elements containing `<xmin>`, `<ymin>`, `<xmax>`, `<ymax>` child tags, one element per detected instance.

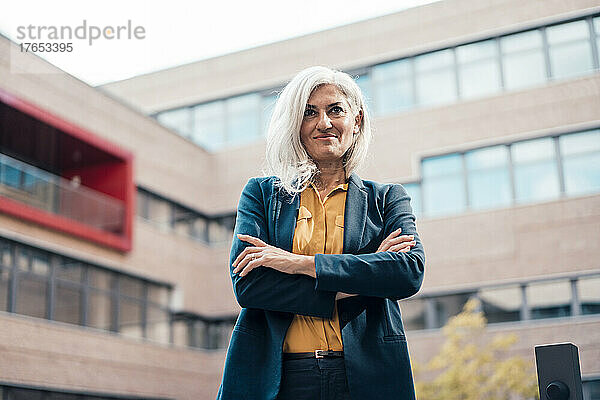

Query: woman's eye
<box><xmin>330</xmin><ymin>106</ymin><xmax>344</xmax><ymax>114</ymax></box>
<box><xmin>304</xmin><ymin>109</ymin><xmax>315</xmax><ymax>117</ymax></box>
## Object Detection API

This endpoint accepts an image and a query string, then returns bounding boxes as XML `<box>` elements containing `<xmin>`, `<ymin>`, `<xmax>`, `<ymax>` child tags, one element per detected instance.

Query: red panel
<box><xmin>63</xmin><ymin>161</ymin><xmax>127</xmax><ymax>201</ymax></box>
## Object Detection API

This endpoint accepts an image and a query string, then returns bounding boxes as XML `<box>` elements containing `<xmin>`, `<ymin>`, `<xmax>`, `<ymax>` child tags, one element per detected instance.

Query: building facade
<box><xmin>1</xmin><ymin>0</ymin><xmax>600</xmax><ymax>399</ymax></box>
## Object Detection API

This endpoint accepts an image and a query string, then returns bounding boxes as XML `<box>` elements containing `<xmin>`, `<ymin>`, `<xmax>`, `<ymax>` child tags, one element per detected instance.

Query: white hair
<box><xmin>264</xmin><ymin>66</ymin><xmax>373</xmax><ymax>195</ymax></box>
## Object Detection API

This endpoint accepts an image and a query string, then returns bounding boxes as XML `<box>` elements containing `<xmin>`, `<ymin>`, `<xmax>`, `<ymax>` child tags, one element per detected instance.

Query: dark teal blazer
<box><xmin>217</xmin><ymin>173</ymin><xmax>425</xmax><ymax>400</ymax></box>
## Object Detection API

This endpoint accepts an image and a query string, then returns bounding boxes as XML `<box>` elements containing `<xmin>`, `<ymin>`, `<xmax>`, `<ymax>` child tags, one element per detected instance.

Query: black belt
<box><xmin>283</xmin><ymin>350</ymin><xmax>344</xmax><ymax>360</ymax></box>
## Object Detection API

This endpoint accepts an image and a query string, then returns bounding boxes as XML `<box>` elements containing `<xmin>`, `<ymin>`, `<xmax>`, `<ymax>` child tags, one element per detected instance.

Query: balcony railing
<box><xmin>0</xmin><ymin>153</ymin><xmax>125</xmax><ymax>233</ymax></box>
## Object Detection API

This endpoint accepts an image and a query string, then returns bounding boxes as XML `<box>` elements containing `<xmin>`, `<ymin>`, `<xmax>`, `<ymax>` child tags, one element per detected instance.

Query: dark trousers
<box><xmin>276</xmin><ymin>357</ymin><xmax>352</xmax><ymax>400</ymax></box>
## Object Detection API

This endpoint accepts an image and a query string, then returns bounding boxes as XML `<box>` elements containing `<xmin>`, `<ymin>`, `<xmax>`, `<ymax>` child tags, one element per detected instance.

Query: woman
<box><xmin>217</xmin><ymin>66</ymin><xmax>425</xmax><ymax>400</ymax></box>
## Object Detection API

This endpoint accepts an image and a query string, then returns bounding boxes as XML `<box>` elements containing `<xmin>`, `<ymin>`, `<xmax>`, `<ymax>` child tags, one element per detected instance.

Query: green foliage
<box><xmin>413</xmin><ymin>299</ymin><xmax>539</xmax><ymax>400</ymax></box>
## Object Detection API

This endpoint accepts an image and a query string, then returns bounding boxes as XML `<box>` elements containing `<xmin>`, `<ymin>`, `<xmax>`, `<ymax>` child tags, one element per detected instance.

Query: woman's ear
<box><xmin>354</xmin><ymin>109</ymin><xmax>363</xmax><ymax>134</ymax></box>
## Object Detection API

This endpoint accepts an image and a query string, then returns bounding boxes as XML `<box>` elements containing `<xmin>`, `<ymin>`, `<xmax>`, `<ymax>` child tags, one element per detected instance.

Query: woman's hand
<box><xmin>233</xmin><ymin>234</ymin><xmax>316</xmax><ymax>278</ymax></box>
<box><xmin>376</xmin><ymin>227</ymin><xmax>416</xmax><ymax>253</ymax></box>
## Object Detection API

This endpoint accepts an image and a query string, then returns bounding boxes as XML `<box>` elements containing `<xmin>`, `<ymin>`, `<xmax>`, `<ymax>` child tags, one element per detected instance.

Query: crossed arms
<box><xmin>229</xmin><ymin>178</ymin><xmax>425</xmax><ymax>319</ymax></box>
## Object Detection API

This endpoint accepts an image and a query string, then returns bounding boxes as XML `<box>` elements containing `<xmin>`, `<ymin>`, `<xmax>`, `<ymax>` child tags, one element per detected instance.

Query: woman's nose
<box><xmin>316</xmin><ymin>112</ymin><xmax>332</xmax><ymax>130</ymax></box>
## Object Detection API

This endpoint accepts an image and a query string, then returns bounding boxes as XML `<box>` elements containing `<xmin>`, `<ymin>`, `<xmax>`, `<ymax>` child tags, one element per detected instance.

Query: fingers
<box><xmin>238</xmin><ymin>257</ymin><xmax>263</xmax><ymax>277</ymax></box>
<box><xmin>377</xmin><ymin>231</ymin><xmax>415</xmax><ymax>252</ymax></box>
<box><xmin>387</xmin><ymin>234</ymin><xmax>415</xmax><ymax>247</ymax></box>
<box><xmin>388</xmin><ymin>240</ymin><xmax>416</xmax><ymax>253</ymax></box>
<box><xmin>232</xmin><ymin>245</ymin><xmax>262</xmax><ymax>269</ymax></box>
<box><xmin>232</xmin><ymin>234</ymin><xmax>268</xmax><ymax>268</ymax></box>
<box><xmin>237</xmin><ymin>234</ymin><xmax>267</xmax><ymax>247</ymax></box>
<box><xmin>233</xmin><ymin>249</ymin><xmax>263</xmax><ymax>274</ymax></box>
<box><xmin>377</xmin><ymin>228</ymin><xmax>401</xmax><ymax>252</ymax></box>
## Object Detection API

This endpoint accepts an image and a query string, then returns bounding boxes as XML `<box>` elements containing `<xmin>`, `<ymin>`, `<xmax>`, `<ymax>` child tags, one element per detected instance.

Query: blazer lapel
<box><xmin>274</xmin><ymin>186</ymin><xmax>300</xmax><ymax>252</ymax></box>
<box><xmin>344</xmin><ymin>173</ymin><xmax>367</xmax><ymax>254</ymax></box>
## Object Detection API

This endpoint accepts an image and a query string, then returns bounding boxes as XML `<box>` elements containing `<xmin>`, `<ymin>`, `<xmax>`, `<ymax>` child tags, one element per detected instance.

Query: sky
<box><xmin>0</xmin><ymin>0</ymin><xmax>438</xmax><ymax>87</ymax></box>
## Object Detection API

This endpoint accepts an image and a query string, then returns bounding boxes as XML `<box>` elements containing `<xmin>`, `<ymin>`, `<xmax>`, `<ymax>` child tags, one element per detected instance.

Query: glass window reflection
<box><xmin>415</xmin><ymin>49</ymin><xmax>457</xmax><ymax>106</ymax></box>
<box><xmin>527</xmin><ymin>280</ymin><xmax>571</xmax><ymax>319</ymax></box>
<box><xmin>422</xmin><ymin>154</ymin><xmax>465</xmax><ymax>217</ymax></box>
<box><xmin>457</xmin><ymin>40</ymin><xmax>501</xmax><ymax>99</ymax></box>
<box><xmin>372</xmin><ymin>60</ymin><xmax>413</xmax><ymax>115</ymax></box>
<box><xmin>192</xmin><ymin>100</ymin><xmax>226</xmax><ymax>151</ymax></box>
<box><xmin>0</xmin><ymin>267</ymin><xmax>8</xmax><ymax>312</ymax></box>
<box><xmin>88</xmin><ymin>291</ymin><xmax>112</xmax><ymax>331</ymax></box>
<box><xmin>466</xmin><ymin>146</ymin><xmax>512</xmax><ymax>209</ymax></box>
<box><xmin>54</xmin><ymin>284</ymin><xmax>82</xmax><ymax>325</ymax></box>
<box><xmin>261</xmin><ymin>92</ymin><xmax>278</xmax><ymax>136</ymax></box>
<box><xmin>512</xmin><ymin>138</ymin><xmax>560</xmax><ymax>203</ymax></box>
<box><xmin>147</xmin><ymin>306</ymin><xmax>170</xmax><ymax>343</ymax></box>
<box><xmin>402</xmin><ymin>183</ymin><xmax>422</xmax><ymax>217</ymax></box>
<box><xmin>546</xmin><ymin>20</ymin><xmax>594</xmax><ymax>79</ymax></box>
<box><xmin>479</xmin><ymin>285</ymin><xmax>522</xmax><ymax>323</ymax></box>
<box><xmin>119</xmin><ymin>298</ymin><xmax>143</xmax><ymax>338</ymax></box>
<box><xmin>501</xmin><ymin>30</ymin><xmax>547</xmax><ymax>90</ymax></box>
<box><xmin>560</xmin><ymin>130</ymin><xmax>600</xmax><ymax>196</ymax></box>
<box><xmin>354</xmin><ymin>73</ymin><xmax>373</xmax><ymax>111</ymax></box>
<box><xmin>16</xmin><ymin>276</ymin><xmax>47</xmax><ymax>319</ymax></box>
<box><xmin>400</xmin><ymin>298</ymin><xmax>425</xmax><ymax>330</ymax></box>
<box><xmin>579</xmin><ymin>276</ymin><xmax>600</xmax><ymax>315</ymax></box>
<box><xmin>430</xmin><ymin>293</ymin><xmax>475</xmax><ymax>328</ymax></box>
<box><xmin>226</xmin><ymin>93</ymin><xmax>261</xmax><ymax>145</ymax></box>
<box><xmin>156</xmin><ymin>108</ymin><xmax>192</xmax><ymax>138</ymax></box>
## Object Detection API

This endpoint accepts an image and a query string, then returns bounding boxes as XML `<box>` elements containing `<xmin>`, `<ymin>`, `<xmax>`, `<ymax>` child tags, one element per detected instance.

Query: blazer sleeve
<box><xmin>314</xmin><ymin>184</ymin><xmax>425</xmax><ymax>301</ymax></box>
<box><xmin>229</xmin><ymin>178</ymin><xmax>337</xmax><ymax>318</ymax></box>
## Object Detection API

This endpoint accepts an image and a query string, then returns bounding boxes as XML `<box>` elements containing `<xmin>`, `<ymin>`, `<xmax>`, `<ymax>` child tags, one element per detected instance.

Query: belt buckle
<box><xmin>315</xmin><ymin>350</ymin><xmax>325</xmax><ymax>359</ymax></box>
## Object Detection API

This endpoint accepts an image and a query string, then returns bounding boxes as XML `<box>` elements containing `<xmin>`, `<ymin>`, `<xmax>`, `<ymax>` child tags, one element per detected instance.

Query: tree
<box><xmin>413</xmin><ymin>299</ymin><xmax>539</xmax><ymax>400</ymax></box>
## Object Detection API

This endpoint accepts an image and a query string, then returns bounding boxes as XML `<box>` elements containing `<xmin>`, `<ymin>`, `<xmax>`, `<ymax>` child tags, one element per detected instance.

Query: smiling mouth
<box><xmin>314</xmin><ymin>134</ymin><xmax>337</xmax><ymax>139</ymax></box>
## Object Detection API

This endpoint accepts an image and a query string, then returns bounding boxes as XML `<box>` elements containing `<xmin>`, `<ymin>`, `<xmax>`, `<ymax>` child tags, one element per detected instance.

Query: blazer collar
<box><xmin>344</xmin><ymin>173</ymin><xmax>367</xmax><ymax>253</ymax></box>
<box><xmin>274</xmin><ymin>173</ymin><xmax>367</xmax><ymax>253</ymax></box>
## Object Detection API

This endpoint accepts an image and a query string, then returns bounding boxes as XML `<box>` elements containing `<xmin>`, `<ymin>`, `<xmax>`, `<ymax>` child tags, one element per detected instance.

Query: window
<box><xmin>87</xmin><ymin>268</ymin><xmax>113</xmax><ymax>331</ymax></box>
<box><xmin>118</xmin><ymin>276</ymin><xmax>145</xmax><ymax>339</ymax></box>
<box><xmin>156</xmin><ymin>108</ymin><xmax>192</xmax><ymax>138</ymax></box>
<box><xmin>0</xmin><ymin>238</ymin><xmax>172</xmax><ymax>343</ymax></box>
<box><xmin>512</xmin><ymin>137</ymin><xmax>560</xmax><ymax>203</ymax></box>
<box><xmin>546</xmin><ymin>20</ymin><xmax>594</xmax><ymax>79</ymax></box>
<box><xmin>456</xmin><ymin>39</ymin><xmax>502</xmax><ymax>99</ymax></box>
<box><xmin>354</xmin><ymin>73</ymin><xmax>372</xmax><ymax>111</ymax></box>
<box><xmin>171</xmin><ymin>313</ymin><xmax>235</xmax><ymax>349</ymax></box>
<box><xmin>261</xmin><ymin>92</ymin><xmax>279</xmax><ymax>135</ymax></box>
<box><xmin>527</xmin><ymin>280</ymin><xmax>571</xmax><ymax>320</ymax></box>
<box><xmin>227</xmin><ymin>93</ymin><xmax>261</xmax><ymax>145</ymax></box>
<box><xmin>0</xmin><ymin>241</ymin><xmax>11</xmax><ymax>312</ymax></box>
<box><xmin>137</xmin><ymin>187</ymin><xmax>236</xmax><ymax>245</ymax></box>
<box><xmin>595</xmin><ymin>17</ymin><xmax>600</xmax><ymax>62</ymax></box>
<box><xmin>422</xmin><ymin>154</ymin><xmax>466</xmax><ymax>217</ymax></box>
<box><xmin>146</xmin><ymin>193</ymin><xmax>172</xmax><ymax>228</ymax></box>
<box><xmin>465</xmin><ymin>145</ymin><xmax>512</xmax><ymax>209</ymax></box>
<box><xmin>501</xmin><ymin>30</ymin><xmax>547</xmax><ymax>90</ymax></box>
<box><xmin>0</xmin><ymin>266</ymin><xmax>8</xmax><ymax>312</ymax></box>
<box><xmin>559</xmin><ymin>129</ymin><xmax>600</xmax><ymax>196</ymax></box>
<box><xmin>429</xmin><ymin>292</ymin><xmax>475</xmax><ymax>329</ymax></box>
<box><xmin>479</xmin><ymin>285</ymin><xmax>522</xmax><ymax>323</ymax></box>
<box><xmin>579</xmin><ymin>275</ymin><xmax>600</xmax><ymax>315</ymax></box>
<box><xmin>400</xmin><ymin>298</ymin><xmax>426</xmax><ymax>330</ymax></box>
<box><xmin>371</xmin><ymin>59</ymin><xmax>414</xmax><ymax>115</ymax></box>
<box><xmin>192</xmin><ymin>100</ymin><xmax>226</xmax><ymax>151</ymax></box>
<box><xmin>415</xmin><ymin>49</ymin><xmax>457</xmax><ymax>106</ymax></box>
<box><xmin>15</xmin><ymin>248</ymin><xmax>50</xmax><ymax>319</ymax></box>
<box><xmin>16</xmin><ymin>272</ymin><xmax>47</xmax><ymax>319</ymax></box>
<box><xmin>402</xmin><ymin>183</ymin><xmax>421</xmax><ymax>217</ymax></box>
<box><xmin>583</xmin><ymin>378</ymin><xmax>600</xmax><ymax>400</ymax></box>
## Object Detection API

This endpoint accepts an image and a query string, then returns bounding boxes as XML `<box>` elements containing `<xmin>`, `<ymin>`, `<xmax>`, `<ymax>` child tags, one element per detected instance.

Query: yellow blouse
<box><xmin>282</xmin><ymin>182</ymin><xmax>348</xmax><ymax>353</ymax></box>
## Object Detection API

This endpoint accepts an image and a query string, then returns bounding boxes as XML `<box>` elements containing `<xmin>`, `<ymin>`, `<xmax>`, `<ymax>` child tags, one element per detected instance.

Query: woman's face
<box><xmin>300</xmin><ymin>84</ymin><xmax>362</xmax><ymax>168</ymax></box>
